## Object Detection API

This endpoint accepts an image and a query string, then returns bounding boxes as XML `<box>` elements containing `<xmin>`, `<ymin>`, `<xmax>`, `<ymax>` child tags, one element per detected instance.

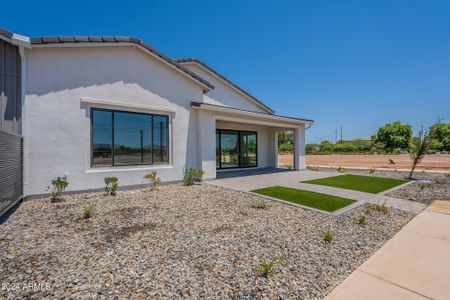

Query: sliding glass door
<box><xmin>216</xmin><ymin>129</ymin><xmax>257</xmax><ymax>169</ymax></box>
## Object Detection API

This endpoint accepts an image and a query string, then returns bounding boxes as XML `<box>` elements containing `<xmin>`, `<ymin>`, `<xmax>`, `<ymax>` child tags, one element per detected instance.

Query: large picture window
<box><xmin>91</xmin><ymin>108</ymin><xmax>169</xmax><ymax>167</ymax></box>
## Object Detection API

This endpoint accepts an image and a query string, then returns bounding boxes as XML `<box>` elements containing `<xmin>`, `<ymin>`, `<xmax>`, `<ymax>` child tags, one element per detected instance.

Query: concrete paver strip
<box><xmin>326</xmin><ymin>201</ymin><xmax>450</xmax><ymax>300</ymax></box>
<box><xmin>426</xmin><ymin>200</ymin><xmax>450</xmax><ymax>215</ymax></box>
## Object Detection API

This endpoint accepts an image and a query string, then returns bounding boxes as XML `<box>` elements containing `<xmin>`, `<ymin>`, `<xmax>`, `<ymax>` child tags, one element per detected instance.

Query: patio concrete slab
<box><xmin>326</xmin><ymin>200</ymin><xmax>450</xmax><ymax>300</ymax></box>
<box><xmin>210</xmin><ymin>169</ymin><xmax>426</xmax><ymax>213</ymax></box>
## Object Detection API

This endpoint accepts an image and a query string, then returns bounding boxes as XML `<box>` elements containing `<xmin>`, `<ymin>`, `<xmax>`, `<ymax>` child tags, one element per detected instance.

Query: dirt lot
<box><xmin>278</xmin><ymin>154</ymin><xmax>450</xmax><ymax>171</ymax></box>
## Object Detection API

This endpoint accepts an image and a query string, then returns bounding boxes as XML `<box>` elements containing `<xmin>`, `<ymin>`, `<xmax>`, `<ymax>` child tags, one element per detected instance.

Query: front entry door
<box><xmin>216</xmin><ymin>129</ymin><xmax>257</xmax><ymax>169</ymax></box>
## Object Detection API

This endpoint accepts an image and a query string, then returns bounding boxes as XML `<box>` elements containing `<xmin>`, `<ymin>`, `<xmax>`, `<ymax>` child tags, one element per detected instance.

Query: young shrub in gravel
<box><xmin>252</xmin><ymin>199</ymin><xmax>267</xmax><ymax>209</ymax></box>
<box><xmin>104</xmin><ymin>177</ymin><xmax>118</xmax><ymax>196</ymax></box>
<box><xmin>322</xmin><ymin>230</ymin><xmax>334</xmax><ymax>242</ymax></box>
<box><xmin>143</xmin><ymin>171</ymin><xmax>161</xmax><ymax>191</ymax></box>
<box><xmin>367</xmin><ymin>200</ymin><xmax>389</xmax><ymax>214</ymax></box>
<box><xmin>47</xmin><ymin>176</ymin><xmax>69</xmax><ymax>203</ymax></box>
<box><xmin>307</xmin><ymin>165</ymin><xmax>319</xmax><ymax>171</ymax></box>
<box><xmin>336</xmin><ymin>166</ymin><xmax>345</xmax><ymax>173</ymax></box>
<box><xmin>256</xmin><ymin>257</ymin><xmax>282</xmax><ymax>278</ymax></box>
<box><xmin>183</xmin><ymin>168</ymin><xmax>205</xmax><ymax>186</ymax></box>
<box><xmin>368</xmin><ymin>168</ymin><xmax>376</xmax><ymax>174</ymax></box>
<box><xmin>356</xmin><ymin>215</ymin><xmax>368</xmax><ymax>225</ymax></box>
<box><xmin>81</xmin><ymin>205</ymin><xmax>95</xmax><ymax>219</ymax></box>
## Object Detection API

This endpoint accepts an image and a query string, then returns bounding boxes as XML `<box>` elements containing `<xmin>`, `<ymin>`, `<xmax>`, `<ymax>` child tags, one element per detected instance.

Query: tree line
<box><xmin>305</xmin><ymin>120</ymin><xmax>450</xmax><ymax>155</ymax></box>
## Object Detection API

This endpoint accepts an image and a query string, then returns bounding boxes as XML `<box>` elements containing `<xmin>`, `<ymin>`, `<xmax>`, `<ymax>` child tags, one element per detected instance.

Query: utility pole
<box><xmin>334</xmin><ymin>129</ymin><xmax>337</xmax><ymax>144</ymax></box>
<box><xmin>340</xmin><ymin>126</ymin><xmax>343</xmax><ymax>143</ymax></box>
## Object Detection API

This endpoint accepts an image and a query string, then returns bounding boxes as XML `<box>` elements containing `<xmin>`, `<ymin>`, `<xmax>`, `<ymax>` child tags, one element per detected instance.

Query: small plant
<box><xmin>286</xmin><ymin>164</ymin><xmax>293</xmax><ymax>170</ymax></box>
<box><xmin>367</xmin><ymin>200</ymin><xmax>389</xmax><ymax>214</ymax></box>
<box><xmin>104</xmin><ymin>177</ymin><xmax>118</xmax><ymax>196</ymax></box>
<box><xmin>368</xmin><ymin>168</ymin><xmax>375</xmax><ymax>174</ymax></box>
<box><xmin>321</xmin><ymin>230</ymin><xmax>334</xmax><ymax>242</ymax></box>
<box><xmin>252</xmin><ymin>199</ymin><xmax>267</xmax><ymax>209</ymax></box>
<box><xmin>183</xmin><ymin>168</ymin><xmax>205</xmax><ymax>186</ymax></box>
<box><xmin>356</xmin><ymin>215</ymin><xmax>368</xmax><ymax>225</ymax></box>
<box><xmin>47</xmin><ymin>176</ymin><xmax>69</xmax><ymax>203</ymax></box>
<box><xmin>256</xmin><ymin>257</ymin><xmax>282</xmax><ymax>278</ymax></box>
<box><xmin>307</xmin><ymin>165</ymin><xmax>319</xmax><ymax>171</ymax></box>
<box><xmin>143</xmin><ymin>171</ymin><xmax>161</xmax><ymax>190</ymax></box>
<box><xmin>447</xmin><ymin>173</ymin><xmax>450</xmax><ymax>177</ymax></box>
<box><xmin>336</xmin><ymin>166</ymin><xmax>345</xmax><ymax>173</ymax></box>
<box><xmin>81</xmin><ymin>205</ymin><xmax>95</xmax><ymax>219</ymax></box>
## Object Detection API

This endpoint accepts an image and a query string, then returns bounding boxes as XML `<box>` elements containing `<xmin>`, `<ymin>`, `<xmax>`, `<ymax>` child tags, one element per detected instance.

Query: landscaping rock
<box><xmin>0</xmin><ymin>183</ymin><xmax>414</xmax><ymax>299</ymax></box>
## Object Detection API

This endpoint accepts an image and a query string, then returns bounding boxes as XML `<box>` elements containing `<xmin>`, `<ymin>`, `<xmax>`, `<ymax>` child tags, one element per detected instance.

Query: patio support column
<box><xmin>293</xmin><ymin>125</ymin><xmax>306</xmax><ymax>170</ymax></box>
<box><xmin>197</xmin><ymin>111</ymin><xmax>216</xmax><ymax>179</ymax></box>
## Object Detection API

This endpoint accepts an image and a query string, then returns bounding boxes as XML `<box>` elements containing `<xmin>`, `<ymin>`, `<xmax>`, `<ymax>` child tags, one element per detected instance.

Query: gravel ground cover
<box><xmin>314</xmin><ymin>167</ymin><xmax>449</xmax><ymax>204</ymax></box>
<box><xmin>0</xmin><ymin>183</ymin><xmax>414</xmax><ymax>299</ymax></box>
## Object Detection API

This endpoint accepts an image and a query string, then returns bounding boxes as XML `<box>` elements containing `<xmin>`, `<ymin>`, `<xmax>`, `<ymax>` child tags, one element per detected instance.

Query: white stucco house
<box><xmin>0</xmin><ymin>28</ymin><xmax>313</xmax><ymax>199</ymax></box>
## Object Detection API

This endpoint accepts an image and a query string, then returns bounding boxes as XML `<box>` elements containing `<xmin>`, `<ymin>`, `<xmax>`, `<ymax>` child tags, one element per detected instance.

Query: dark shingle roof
<box><xmin>177</xmin><ymin>58</ymin><xmax>275</xmax><ymax>114</ymax></box>
<box><xmin>29</xmin><ymin>35</ymin><xmax>214</xmax><ymax>90</ymax></box>
<box><xmin>0</xmin><ymin>28</ymin><xmax>13</xmax><ymax>39</ymax></box>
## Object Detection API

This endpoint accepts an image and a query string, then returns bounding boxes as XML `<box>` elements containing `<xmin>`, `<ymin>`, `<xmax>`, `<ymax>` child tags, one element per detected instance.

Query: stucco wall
<box><xmin>182</xmin><ymin>63</ymin><xmax>270</xmax><ymax>114</ymax></box>
<box><xmin>23</xmin><ymin>46</ymin><xmax>204</xmax><ymax>196</ymax></box>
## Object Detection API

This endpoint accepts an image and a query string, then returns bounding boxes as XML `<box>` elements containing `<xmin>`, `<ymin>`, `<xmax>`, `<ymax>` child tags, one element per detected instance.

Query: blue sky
<box><xmin>3</xmin><ymin>0</ymin><xmax>449</xmax><ymax>143</ymax></box>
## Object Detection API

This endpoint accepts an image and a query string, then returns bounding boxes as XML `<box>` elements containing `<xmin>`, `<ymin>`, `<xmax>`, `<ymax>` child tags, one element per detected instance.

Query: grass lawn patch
<box><xmin>303</xmin><ymin>174</ymin><xmax>407</xmax><ymax>194</ymax></box>
<box><xmin>251</xmin><ymin>186</ymin><xmax>356</xmax><ymax>212</ymax></box>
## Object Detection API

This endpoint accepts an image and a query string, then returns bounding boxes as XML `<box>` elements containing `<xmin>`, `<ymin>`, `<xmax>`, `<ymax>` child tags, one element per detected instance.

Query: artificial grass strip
<box><xmin>303</xmin><ymin>174</ymin><xmax>407</xmax><ymax>194</ymax></box>
<box><xmin>251</xmin><ymin>186</ymin><xmax>356</xmax><ymax>212</ymax></box>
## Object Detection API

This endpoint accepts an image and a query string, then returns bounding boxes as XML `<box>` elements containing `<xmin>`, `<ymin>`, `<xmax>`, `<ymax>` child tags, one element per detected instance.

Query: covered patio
<box><xmin>192</xmin><ymin>102</ymin><xmax>314</xmax><ymax>179</ymax></box>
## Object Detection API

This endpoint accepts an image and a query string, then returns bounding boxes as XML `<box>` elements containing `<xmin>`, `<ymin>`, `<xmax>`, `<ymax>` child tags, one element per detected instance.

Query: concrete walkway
<box><xmin>325</xmin><ymin>200</ymin><xmax>450</xmax><ymax>300</ymax></box>
<box><xmin>210</xmin><ymin>169</ymin><xmax>426</xmax><ymax>213</ymax></box>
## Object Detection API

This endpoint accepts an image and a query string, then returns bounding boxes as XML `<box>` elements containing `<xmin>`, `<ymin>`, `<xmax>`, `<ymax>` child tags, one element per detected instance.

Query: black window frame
<box><xmin>216</xmin><ymin>129</ymin><xmax>258</xmax><ymax>169</ymax></box>
<box><xmin>90</xmin><ymin>107</ymin><xmax>169</xmax><ymax>167</ymax></box>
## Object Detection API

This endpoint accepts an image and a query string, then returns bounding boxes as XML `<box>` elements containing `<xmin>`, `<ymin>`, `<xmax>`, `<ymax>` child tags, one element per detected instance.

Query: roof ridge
<box><xmin>176</xmin><ymin>58</ymin><xmax>275</xmax><ymax>114</ymax></box>
<box><xmin>27</xmin><ymin>34</ymin><xmax>214</xmax><ymax>91</ymax></box>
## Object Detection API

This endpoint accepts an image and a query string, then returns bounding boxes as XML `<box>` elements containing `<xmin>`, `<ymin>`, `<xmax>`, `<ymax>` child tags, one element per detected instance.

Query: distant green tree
<box><xmin>306</xmin><ymin>143</ymin><xmax>319</xmax><ymax>153</ymax></box>
<box><xmin>334</xmin><ymin>143</ymin><xmax>358</xmax><ymax>152</ymax></box>
<box><xmin>319</xmin><ymin>140</ymin><xmax>334</xmax><ymax>152</ymax></box>
<box><xmin>429</xmin><ymin>120</ymin><xmax>450</xmax><ymax>152</ymax></box>
<box><xmin>372</xmin><ymin>121</ymin><xmax>412</xmax><ymax>152</ymax></box>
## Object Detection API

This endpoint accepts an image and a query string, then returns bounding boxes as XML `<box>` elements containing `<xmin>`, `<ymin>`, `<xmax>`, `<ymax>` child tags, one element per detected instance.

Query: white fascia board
<box><xmin>193</xmin><ymin>104</ymin><xmax>314</xmax><ymax>127</ymax></box>
<box><xmin>31</xmin><ymin>42</ymin><xmax>212</xmax><ymax>92</ymax></box>
<box><xmin>181</xmin><ymin>61</ymin><xmax>274</xmax><ymax>114</ymax></box>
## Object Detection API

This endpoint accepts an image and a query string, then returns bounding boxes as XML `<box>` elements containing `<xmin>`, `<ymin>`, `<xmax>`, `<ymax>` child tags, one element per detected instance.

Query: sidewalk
<box><xmin>325</xmin><ymin>200</ymin><xmax>450</xmax><ymax>300</ymax></box>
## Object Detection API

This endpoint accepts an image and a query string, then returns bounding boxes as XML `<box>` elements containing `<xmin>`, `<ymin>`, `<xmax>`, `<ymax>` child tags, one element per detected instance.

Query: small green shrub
<box><xmin>81</xmin><ymin>205</ymin><xmax>95</xmax><ymax>219</ymax></box>
<box><xmin>286</xmin><ymin>164</ymin><xmax>293</xmax><ymax>170</ymax></box>
<box><xmin>336</xmin><ymin>166</ymin><xmax>345</xmax><ymax>173</ymax></box>
<box><xmin>367</xmin><ymin>200</ymin><xmax>389</xmax><ymax>214</ymax></box>
<box><xmin>47</xmin><ymin>176</ymin><xmax>69</xmax><ymax>203</ymax></box>
<box><xmin>356</xmin><ymin>215</ymin><xmax>368</xmax><ymax>225</ymax></box>
<box><xmin>252</xmin><ymin>199</ymin><xmax>267</xmax><ymax>209</ymax></box>
<box><xmin>307</xmin><ymin>165</ymin><xmax>319</xmax><ymax>171</ymax></box>
<box><xmin>322</xmin><ymin>230</ymin><xmax>334</xmax><ymax>242</ymax></box>
<box><xmin>104</xmin><ymin>177</ymin><xmax>118</xmax><ymax>196</ymax></box>
<box><xmin>447</xmin><ymin>173</ymin><xmax>450</xmax><ymax>177</ymax></box>
<box><xmin>368</xmin><ymin>168</ymin><xmax>376</xmax><ymax>174</ymax></box>
<box><xmin>256</xmin><ymin>257</ymin><xmax>282</xmax><ymax>278</ymax></box>
<box><xmin>143</xmin><ymin>171</ymin><xmax>161</xmax><ymax>190</ymax></box>
<box><xmin>183</xmin><ymin>168</ymin><xmax>205</xmax><ymax>186</ymax></box>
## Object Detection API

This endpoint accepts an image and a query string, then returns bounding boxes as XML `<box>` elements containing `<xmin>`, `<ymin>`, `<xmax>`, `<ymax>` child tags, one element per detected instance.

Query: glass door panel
<box><xmin>240</xmin><ymin>132</ymin><xmax>257</xmax><ymax>167</ymax></box>
<box><xmin>220</xmin><ymin>130</ymin><xmax>239</xmax><ymax>168</ymax></box>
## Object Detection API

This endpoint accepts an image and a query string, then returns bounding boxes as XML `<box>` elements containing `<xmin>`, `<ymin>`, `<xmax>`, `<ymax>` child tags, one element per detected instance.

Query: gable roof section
<box><xmin>28</xmin><ymin>35</ymin><xmax>214</xmax><ymax>91</ymax></box>
<box><xmin>176</xmin><ymin>58</ymin><xmax>275</xmax><ymax>114</ymax></box>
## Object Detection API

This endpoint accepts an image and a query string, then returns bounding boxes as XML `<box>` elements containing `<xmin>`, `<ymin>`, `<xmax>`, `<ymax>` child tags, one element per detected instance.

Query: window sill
<box><xmin>85</xmin><ymin>164</ymin><xmax>173</xmax><ymax>173</ymax></box>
